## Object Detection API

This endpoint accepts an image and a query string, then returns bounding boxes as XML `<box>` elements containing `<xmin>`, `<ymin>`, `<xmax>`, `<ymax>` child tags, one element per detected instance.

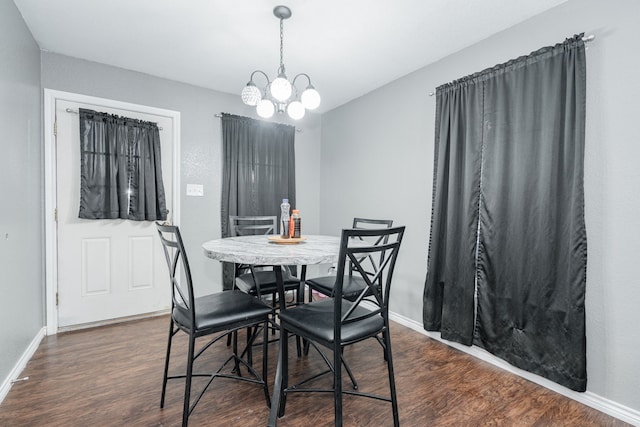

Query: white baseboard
<box><xmin>56</xmin><ymin>309</ymin><xmax>170</xmax><ymax>334</ymax></box>
<box><xmin>0</xmin><ymin>327</ymin><xmax>46</xmax><ymax>404</ymax></box>
<box><xmin>389</xmin><ymin>311</ymin><xmax>640</xmax><ymax>427</ymax></box>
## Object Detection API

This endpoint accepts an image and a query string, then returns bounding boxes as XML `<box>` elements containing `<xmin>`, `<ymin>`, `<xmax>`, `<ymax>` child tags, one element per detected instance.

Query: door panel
<box><xmin>82</xmin><ymin>238</ymin><xmax>111</xmax><ymax>295</ymax></box>
<box><xmin>56</xmin><ymin>99</ymin><xmax>173</xmax><ymax>327</ymax></box>
<box><xmin>129</xmin><ymin>236</ymin><xmax>154</xmax><ymax>290</ymax></box>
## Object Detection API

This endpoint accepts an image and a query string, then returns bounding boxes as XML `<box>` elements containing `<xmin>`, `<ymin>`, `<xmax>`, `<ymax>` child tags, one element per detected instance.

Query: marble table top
<box><xmin>202</xmin><ymin>234</ymin><xmax>342</xmax><ymax>266</ymax></box>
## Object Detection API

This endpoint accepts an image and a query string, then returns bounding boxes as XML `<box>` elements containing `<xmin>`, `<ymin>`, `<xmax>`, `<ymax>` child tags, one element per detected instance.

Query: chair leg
<box><xmin>182</xmin><ymin>333</ymin><xmax>196</xmax><ymax>427</ymax></box>
<box><xmin>246</xmin><ymin>326</ymin><xmax>253</xmax><ymax>367</ymax></box>
<box><xmin>227</xmin><ymin>280</ymin><xmax>239</xmax><ymax>347</ymax></box>
<box><xmin>272</xmin><ymin>293</ymin><xmax>280</xmax><ymax>335</ymax></box>
<box><xmin>334</xmin><ymin>343</ymin><xmax>343</xmax><ymax>427</ymax></box>
<box><xmin>303</xmin><ymin>338</ymin><xmax>310</xmax><ymax>356</ymax></box>
<box><xmin>302</xmin><ymin>284</ymin><xmax>311</xmax><ymax>358</ymax></box>
<box><xmin>295</xmin><ymin>332</ymin><xmax>302</xmax><ymax>357</ymax></box>
<box><xmin>262</xmin><ymin>320</ymin><xmax>271</xmax><ymax>407</ymax></box>
<box><xmin>160</xmin><ymin>317</ymin><xmax>174</xmax><ymax>408</ymax></box>
<box><xmin>380</xmin><ymin>330</ymin><xmax>389</xmax><ymax>362</ymax></box>
<box><xmin>268</xmin><ymin>325</ymin><xmax>287</xmax><ymax>427</ymax></box>
<box><xmin>278</xmin><ymin>328</ymin><xmax>289</xmax><ymax>417</ymax></box>
<box><xmin>383</xmin><ymin>327</ymin><xmax>399</xmax><ymax>427</ymax></box>
<box><xmin>233</xmin><ymin>330</ymin><xmax>241</xmax><ymax>376</ymax></box>
<box><xmin>340</xmin><ymin>349</ymin><xmax>359</xmax><ymax>390</ymax></box>
<box><xmin>294</xmin><ymin>287</ymin><xmax>302</xmax><ymax>358</ymax></box>
<box><xmin>295</xmin><ymin>267</ymin><xmax>306</xmax><ymax>358</ymax></box>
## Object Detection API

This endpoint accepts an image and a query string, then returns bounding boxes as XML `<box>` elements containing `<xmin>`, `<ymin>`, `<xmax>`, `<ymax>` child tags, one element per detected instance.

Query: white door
<box><xmin>56</xmin><ymin>99</ymin><xmax>173</xmax><ymax>327</ymax></box>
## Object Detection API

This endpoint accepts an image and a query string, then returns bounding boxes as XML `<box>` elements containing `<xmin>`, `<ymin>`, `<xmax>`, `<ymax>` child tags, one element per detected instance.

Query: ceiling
<box><xmin>14</xmin><ymin>0</ymin><xmax>566</xmax><ymax>113</ymax></box>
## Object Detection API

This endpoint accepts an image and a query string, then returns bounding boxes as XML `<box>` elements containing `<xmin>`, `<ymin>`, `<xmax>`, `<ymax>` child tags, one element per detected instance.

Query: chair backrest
<box><xmin>333</xmin><ymin>226</ymin><xmax>405</xmax><ymax>335</ymax></box>
<box><xmin>156</xmin><ymin>223</ymin><xmax>196</xmax><ymax>327</ymax></box>
<box><xmin>352</xmin><ymin>217</ymin><xmax>393</xmax><ymax>230</ymax></box>
<box><xmin>229</xmin><ymin>216</ymin><xmax>278</xmax><ymax>237</ymax></box>
<box><xmin>349</xmin><ymin>218</ymin><xmax>394</xmax><ymax>279</ymax></box>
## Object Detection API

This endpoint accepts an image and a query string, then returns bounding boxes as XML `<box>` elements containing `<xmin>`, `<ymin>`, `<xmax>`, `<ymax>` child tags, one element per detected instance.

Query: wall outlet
<box><xmin>186</xmin><ymin>184</ymin><xmax>204</xmax><ymax>196</ymax></box>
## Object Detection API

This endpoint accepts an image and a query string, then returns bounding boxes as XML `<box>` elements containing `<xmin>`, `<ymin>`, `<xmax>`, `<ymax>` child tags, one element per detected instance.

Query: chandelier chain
<box><xmin>279</xmin><ymin>17</ymin><xmax>285</xmax><ymax>74</ymax></box>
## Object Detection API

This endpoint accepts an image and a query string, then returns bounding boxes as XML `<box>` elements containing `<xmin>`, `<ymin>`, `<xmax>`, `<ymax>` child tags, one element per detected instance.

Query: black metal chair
<box><xmin>306</xmin><ymin>217</ymin><xmax>393</xmax><ymax>302</ymax></box>
<box><xmin>156</xmin><ymin>223</ymin><xmax>272</xmax><ymax>427</ymax></box>
<box><xmin>229</xmin><ymin>215</ymin><xmax>302</xmax><ymax>304</ymax></box>
<box><xmin>269</xmin><ymin>226</ymin><xmax>405</xmax><ymax>427</ymax></box>
<box><xmin>228</xmin><ymin>215</ymin><xmax>304</xmax><ymax>355</ymax></box>
<box><xmin>304</xmin><ymin>218</ymin><xmax>394</xmax><ymax>375</ymax></box>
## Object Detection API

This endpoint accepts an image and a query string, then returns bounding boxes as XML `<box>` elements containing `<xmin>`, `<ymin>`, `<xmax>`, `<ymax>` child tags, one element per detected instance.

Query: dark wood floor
<box><xmin>0</xmin><ymin>315</ymin><xmax>629</xmax><ymax>427</ymax></box>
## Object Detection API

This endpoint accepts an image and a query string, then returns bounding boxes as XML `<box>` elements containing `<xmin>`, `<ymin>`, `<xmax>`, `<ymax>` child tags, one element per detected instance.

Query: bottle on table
<box><xmin>291</xmin><ymin>209</ymin><xmax>301</xmax><ymax>238</ymax></box>
<box><xmin>280</xmin><ymin>198</ymin><xmax>290</xmax><ymax>238</ymax></box>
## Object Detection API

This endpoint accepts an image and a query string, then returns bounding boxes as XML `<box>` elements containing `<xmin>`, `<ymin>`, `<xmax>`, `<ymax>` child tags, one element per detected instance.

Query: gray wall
<box><xmin>41</xmin><ymin>52</ymin><xmax>322</xmax><ymax>296</ymax></box>
<box><xmin>320</xmin><ymin>0</ymin><xmax>640</xmax><ymax>412</ymax></box>
<box><xmin>4</xmin><ymin>0</ymin><xmax>639</xmax><ymax>417</ymax></box>
<box><xmin>0</xmin><ymin>0</ymin><xmax>43</xmax><ymax>383</ymax></box>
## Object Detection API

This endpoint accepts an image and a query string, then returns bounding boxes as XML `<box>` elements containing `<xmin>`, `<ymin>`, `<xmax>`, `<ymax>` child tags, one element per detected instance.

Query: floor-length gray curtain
<box><xmin>79</xmin><ymin>108</ymin><xmax>167</xmax><ymax>221</ymax></box>
<box><xmin>423</xmin><ymin>82</ymin><xmax>484</xmax><ymax>345</ymax></box>
<box><xmin>220</xmin><ymin>113</ymin><xmax>296</xmax><ymax>290</ymax></box>
<box><xmin>424</xmin><ymin>35</ymin><xmax>587</xmax><ymax>391</ymax></box>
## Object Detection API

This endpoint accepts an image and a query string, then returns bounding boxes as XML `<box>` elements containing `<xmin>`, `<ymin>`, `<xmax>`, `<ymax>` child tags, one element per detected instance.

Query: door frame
<box><xmin>44</xmin><ymin>89</ymin><xmax>181</xmax><ymax>335</ymax></box>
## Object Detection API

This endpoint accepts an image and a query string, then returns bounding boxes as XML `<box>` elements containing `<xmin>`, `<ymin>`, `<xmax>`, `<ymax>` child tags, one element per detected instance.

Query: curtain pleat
<box><xmin>79</xmin><ymin>108</ymin><xmax>168</xmax><ymax>221</ymax></box>
<box><xmin>220</xmin><ymin>113</ymin><xmax>296</xmax><ymax>290</ymax></box>
<box><xmin>424</xmin><ymin>35</ymin><xmax>587</xmax><ymax>391</ymax></box>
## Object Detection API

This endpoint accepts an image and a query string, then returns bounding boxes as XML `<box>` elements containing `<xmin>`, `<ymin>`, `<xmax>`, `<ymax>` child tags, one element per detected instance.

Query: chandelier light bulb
<box><xmin>241</xmin><ymin>83</ymin><xmax>262</xmax><ymax>106</ymax></box>
<box><xmin>301</xmin><ymin>87</ymin><xmax>321</xmax><ymax>110</ymax></box>
<box><xmin>256</xmin><ymin>99</ymin><xmax>275</xmax><ymax>118</ymax></box>
<box><xmin>287</xmin><ymin>101</ymin><xmax>305</xmax><ymax>120</ymax></box>
<box><xmin>271</xmin><ymin>76</ymin><xmax>292</xmax><ymax>102</ymax></box>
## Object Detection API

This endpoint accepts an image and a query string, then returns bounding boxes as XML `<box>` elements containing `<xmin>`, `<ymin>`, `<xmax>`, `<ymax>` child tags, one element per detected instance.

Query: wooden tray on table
<box><xmin>268</xmin><ymin>236</ymin><xmax>307</xmax><ymax>244</ymax></box>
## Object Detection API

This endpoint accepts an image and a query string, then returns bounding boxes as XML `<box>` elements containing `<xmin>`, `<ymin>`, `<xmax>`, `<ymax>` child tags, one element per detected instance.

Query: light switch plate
<box><xmin>186</xmin><ymin>184</ymin><xmax>204</xmax><ymax>196</ymax></box>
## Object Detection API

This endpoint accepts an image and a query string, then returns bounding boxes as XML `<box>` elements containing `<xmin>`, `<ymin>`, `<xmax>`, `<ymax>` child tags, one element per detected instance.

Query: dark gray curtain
<box><xmin>424</xmin><ymin>35</ymin><xmax>587</xmax><ymax>391</ymax></box>
<box><xmin>220</xmin><ymin>113</ymin><xmax>296</xmax><ymax>290</ymax></box>
<box><xmin>423</xmin><ymin>80</ymin><xmax>484</xmax><ymax>345</ymax></box>
<box><xmin>79</xmin><ymin>108</ymin><xmax>168</xmax><ymax>221</ymax></box>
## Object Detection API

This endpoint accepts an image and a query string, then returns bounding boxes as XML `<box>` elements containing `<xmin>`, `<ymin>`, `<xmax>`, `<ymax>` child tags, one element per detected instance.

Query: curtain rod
<box><xmin>215</xmin><ymin>113</ymin><xmax>302</xmax><ymax>133</ymax></box>
<box><xmin>64</xmin><ymin>108</ymin><xmax>164</xmax><ymax>130</ymax></box>
<box><xmin>428</xmin><ymin>34</ymin><xmax>596</xmax><ymax>96</ymax></box>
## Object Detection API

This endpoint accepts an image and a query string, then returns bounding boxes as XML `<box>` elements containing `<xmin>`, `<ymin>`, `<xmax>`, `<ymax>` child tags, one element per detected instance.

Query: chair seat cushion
<box><xmin>278</xmin><ymin>299</ymin><xmax>384</xmax><ymax>345</ymax></box>
<box><xmin>306</xmin><ymin>275</ymin><xmax>368</xmax><ymax>301</ymax></box>
<box><xmin>173</xmin><ymin>290</ymin><xmax>272</xmax><ymax>333</ymax></box>
<box><xmin>235</xmin><ymin>270</ymin><xmax>301</xmax><ymax>295</ymax></box>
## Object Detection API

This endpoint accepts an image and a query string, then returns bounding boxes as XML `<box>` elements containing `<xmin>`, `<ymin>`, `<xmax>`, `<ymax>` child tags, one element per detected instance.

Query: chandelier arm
<box><xmin>249</xmin><ymin>70</ymin><xmax>271</xmax><ymax>85</ymax></box>
<box><xmin>292</xmin><ymin>73</ymin><xmax>313</xmax><ymax>89</ymax></box>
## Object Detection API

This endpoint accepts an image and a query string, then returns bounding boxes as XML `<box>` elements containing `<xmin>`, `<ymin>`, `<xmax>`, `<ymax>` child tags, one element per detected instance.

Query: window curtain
<box><xmin>423</xmin><ymin>35</ymin><xmax>587</xmax><ymax>391</ymax></box>
<box><xmin>78</xmin><ymin>108</ymin><xmax>168</xmax><ymax>221</ymax></box>
<box><xmin>220</xmin><ymin>113</ymin><xmax>296</xmax><ymax>290</ymax></box>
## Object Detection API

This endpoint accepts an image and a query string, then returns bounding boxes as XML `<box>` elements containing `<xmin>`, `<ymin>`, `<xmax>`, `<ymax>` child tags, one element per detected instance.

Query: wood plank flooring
<box><xmin>0</xmin><ymin>316</ymin><xmax>629</xmax><ymax>426</ymax></box>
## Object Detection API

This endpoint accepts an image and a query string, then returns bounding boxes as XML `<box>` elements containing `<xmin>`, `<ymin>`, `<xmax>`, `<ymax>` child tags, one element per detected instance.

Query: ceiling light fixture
<box><xmin>241</xmin><ymin>5</ymin><xmax>320</xmax><ymax>120</ymax></box>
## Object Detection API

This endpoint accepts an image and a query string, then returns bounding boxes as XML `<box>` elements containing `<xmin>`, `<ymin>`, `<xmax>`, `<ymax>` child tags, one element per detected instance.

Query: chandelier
<box><xmin>240</xmin><ymin>5</ymin><xmax>321</xmax><ymax>120</ymax></box>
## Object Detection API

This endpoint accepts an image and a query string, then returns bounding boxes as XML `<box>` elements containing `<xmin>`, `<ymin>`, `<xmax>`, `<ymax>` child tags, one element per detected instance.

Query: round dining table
<box><xmin>202</xmin><ymin>234</ymin><xmax>341</xmax><ymax>266</ymax></box>
<box><xmin>202</xmin><ymin>234</ymin><xmax>342</xmax><ymax>308</ymax></box>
